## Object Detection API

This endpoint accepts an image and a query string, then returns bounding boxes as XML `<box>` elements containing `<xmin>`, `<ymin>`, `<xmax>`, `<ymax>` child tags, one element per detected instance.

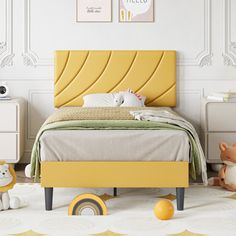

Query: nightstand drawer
<box><xmin>208</xmin><ymin>133</ymin><xmax>236</xmax><ymax>162</ymax></box>
<box><xmin>207</xmin><ymin>102</ymin><xmax>236</xmax><ymax>131</ymax></box>
<box><xmin>0</xmin><ymin>104</ymin><xmax>17</xmax><ymax>131</ymax></box>
<box><xmin>0</xmin><ymin>133</ymin><xmax>18</xmax><ymax>161</ymax></box>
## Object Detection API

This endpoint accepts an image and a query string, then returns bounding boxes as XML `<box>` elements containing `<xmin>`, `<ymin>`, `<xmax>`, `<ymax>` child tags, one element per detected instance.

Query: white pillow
<box><xmin>82</xmin><ymin>90</ymin><xmax>146</xmax><ymax>107</ymax></box>
<box><xmin>83</xmin><ymin>93</ymin><xmax>119</xmax><ymax>107</ymax></box>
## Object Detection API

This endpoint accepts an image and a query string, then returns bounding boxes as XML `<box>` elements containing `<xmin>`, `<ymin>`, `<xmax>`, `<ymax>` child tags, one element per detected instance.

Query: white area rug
<box><xmin>1</xmin><ymin>184</ymin><xmax>236</xmax><ymax>236</ymax></box>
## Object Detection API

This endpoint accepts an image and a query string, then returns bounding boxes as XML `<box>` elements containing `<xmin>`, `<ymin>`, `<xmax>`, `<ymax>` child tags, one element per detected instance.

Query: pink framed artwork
<box><xmin>76</xmin><ymin>0</ymin><xmax>112</xmax><ymax>22</ymax></box>
<box><xmin>119</xmin><ymin>0</ymin><xmax>154</xmax><ymax>22</ymax></box>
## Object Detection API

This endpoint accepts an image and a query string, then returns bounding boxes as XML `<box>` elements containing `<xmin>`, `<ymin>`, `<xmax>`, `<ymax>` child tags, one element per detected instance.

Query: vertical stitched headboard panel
<box><xmin>54</xmin><ymin>50</ymin><xmax>176</xmax><ymax>108</ymax></box>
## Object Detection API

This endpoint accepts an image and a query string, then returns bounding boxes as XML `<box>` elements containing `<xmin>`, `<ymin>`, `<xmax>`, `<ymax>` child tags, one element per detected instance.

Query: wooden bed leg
<box><xmin>176</xmin><ymin>187</ymin><xmax>184</xmax><ymax>211</ymax></box>
<box><xmin>113</xmin><ymin>188</ymin><xmax>117</xmax><ymax>197</ymax></box>
<box><xmin>45</xmin><ymin>187</ymin><xmax>53</xmax><ymax>211</ymax></box>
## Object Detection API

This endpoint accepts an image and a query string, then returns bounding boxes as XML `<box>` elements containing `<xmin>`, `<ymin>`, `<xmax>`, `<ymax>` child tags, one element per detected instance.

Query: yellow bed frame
<box><xmin>41</xmin><ymin>50</ymin><xmax>189</xmax><ymax>211</ymax></box>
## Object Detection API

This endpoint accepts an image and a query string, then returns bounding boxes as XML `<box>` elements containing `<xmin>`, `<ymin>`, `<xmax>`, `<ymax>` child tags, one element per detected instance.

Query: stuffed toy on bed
<box><xmin>83</xmin><ymin>89</ymin><xmax>146</xmax><ymax>107</ymax></box>
<box><xmin>208</xmin><ymin>142</ymin><xmax>236</xmax><ymax>191</ymax></box>
<box><xmin>0</xmin><ymin>162</ymin><xmax>21</xmax><ymax>210</ymax></box>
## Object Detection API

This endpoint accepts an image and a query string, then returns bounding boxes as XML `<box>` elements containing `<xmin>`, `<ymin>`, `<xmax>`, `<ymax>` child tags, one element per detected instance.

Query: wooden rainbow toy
<box><xmin>68</xmin><ymin>193</ymin><xmax>108</xmax><ymax>216</ymax></box>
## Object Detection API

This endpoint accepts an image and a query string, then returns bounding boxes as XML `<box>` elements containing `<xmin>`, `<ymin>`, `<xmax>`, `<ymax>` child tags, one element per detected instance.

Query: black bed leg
<box><xmin>45</xmin><ymin>187</ymin><xmax>53</xmax><ymax>211</ymax></box>
<box><xmin>176</xmin><ymin>188</ymin><xmax>185</xmax><ymax>211</ymax></box>
<box><xmin>113</xmin><ymin>188</ymin><xmax>117</xmax><ymax>197</ymax></box>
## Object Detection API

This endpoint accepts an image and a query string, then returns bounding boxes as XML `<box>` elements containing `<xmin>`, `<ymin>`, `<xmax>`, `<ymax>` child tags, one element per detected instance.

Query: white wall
<box><xmin>0</xmin><ymin>0</ymin><xmax>236</xmax><ymax>163</ymax></box>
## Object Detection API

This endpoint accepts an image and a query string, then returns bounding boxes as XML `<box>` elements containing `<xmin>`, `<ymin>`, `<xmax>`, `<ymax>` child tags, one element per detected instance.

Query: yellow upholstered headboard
<box><xmin>54</xmin><ymin>50</ymin><xmax>176</xmax><ymax>108</ymax></box>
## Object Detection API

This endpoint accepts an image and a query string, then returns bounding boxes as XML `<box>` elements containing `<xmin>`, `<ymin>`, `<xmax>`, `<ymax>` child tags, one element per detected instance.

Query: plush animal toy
<box><xmin>208</xmin><ymin>142</ymin><xmax>236</xmax><ymax>191</ymax></box>
<box><xmin>0</xmin><ymin>162</ymin><xmax>21</xmax><ymax>210</ymax></box>
<box><xmin>83</xmin><ymin>89</ymin><xmax>146</xmax><ymax>108</ymax></box>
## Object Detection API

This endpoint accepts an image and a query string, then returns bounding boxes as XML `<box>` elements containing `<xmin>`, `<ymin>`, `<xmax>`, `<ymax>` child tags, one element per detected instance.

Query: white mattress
<box><xmin>40</xmin><ymin>130</ymin><xmax>190</xmax><ymax>162</ymax></box>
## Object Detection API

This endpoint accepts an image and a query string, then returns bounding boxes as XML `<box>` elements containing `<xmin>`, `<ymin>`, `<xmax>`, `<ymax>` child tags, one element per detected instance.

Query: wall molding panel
<box><xmin>175</xmin><ymin>90</ymin><xmax>201</xmax><ymax>132</ymax></box>
<box><xmin>0</xmin><ymin>0</ymin><xmax>14</xmax><ymax>67</ymax></box>
<box><xmin>26</xmin><ymin>89</ymin><xmax>202</xmax><ymax>141</ymax></box>
<box><xmin>178</xmin><ymin>0</ymin><xmax>212</xmax><ymax>67</ymax></box>
<box><xmin>223</xmin><ymin>0</ymin><xmax>236</xmax><ymax>67</ymax></box>
<box><xmin>22</xmin><ymin>0</ymin><xmax>212</xmax><ymax>67</ymax></box>
<box><xmin>27</xmin><ymin>90</ymin><xmax>54</xmax><ymax>139</ymax></box>
<box><xmin>22</xmin><ymin>0</ymin><xmax>53</xmax><ymax>66</ymax></box>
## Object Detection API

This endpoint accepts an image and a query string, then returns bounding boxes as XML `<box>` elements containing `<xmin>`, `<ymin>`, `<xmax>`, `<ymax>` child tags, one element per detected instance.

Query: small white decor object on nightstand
<box><xmin>201</xmin><ymin>97</ymin><xmax>236</xmax><ymax>165</ymax></box>
<box><xmin>0</xmin><ymin>98</ymin><xmax>24</xmax><ymax>163</ymax></box>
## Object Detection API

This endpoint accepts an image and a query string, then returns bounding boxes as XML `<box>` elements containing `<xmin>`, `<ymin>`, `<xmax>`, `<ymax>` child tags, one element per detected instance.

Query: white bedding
<box><xmin>40</xmin><ymin>130</ymin><xmax>189</xmax><ymax>162</ymax></box>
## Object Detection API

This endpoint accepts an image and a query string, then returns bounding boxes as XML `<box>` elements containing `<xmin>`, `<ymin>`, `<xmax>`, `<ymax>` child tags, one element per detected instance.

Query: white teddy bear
<box><xmin>0</xmin><ymin>163</ymin><xmax>21</xmax><ymax>210</ymax></box>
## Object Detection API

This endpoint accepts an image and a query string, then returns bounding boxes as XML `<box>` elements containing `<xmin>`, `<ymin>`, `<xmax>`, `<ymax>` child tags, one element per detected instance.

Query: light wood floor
<box><xmin>15</xmin><ymin>164</ymin><xmax>34</xmax><ymax>183</ymax></box>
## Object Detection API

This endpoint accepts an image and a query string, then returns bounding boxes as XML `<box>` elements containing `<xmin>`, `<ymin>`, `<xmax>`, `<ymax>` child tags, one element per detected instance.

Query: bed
<box><xmin>32</xmin><ymin>50</ymin><xmax>204</xmax><ymax>212</ymax></box>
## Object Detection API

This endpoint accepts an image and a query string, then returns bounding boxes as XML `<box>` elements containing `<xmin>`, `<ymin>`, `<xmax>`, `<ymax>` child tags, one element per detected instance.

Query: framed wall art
<box><xmin>119</xmin><ymin>0</ymin><xmax>154</xmax><ymax>22</ymax></box>
<box><xmin>76</xmin><ymin>0</ymin><xmax>112</xmax><ymax>22</ymax></box>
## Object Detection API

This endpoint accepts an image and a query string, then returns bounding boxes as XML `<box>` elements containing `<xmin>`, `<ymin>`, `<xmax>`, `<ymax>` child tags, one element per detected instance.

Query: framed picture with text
<box><xmin>76</xmin><ymin>0</ymin><xmax>112</xmax><ymax>22</ymax></box>
<box><xmin>119</xmin><ymin>0</ymin><xmax>154</xmax><ymax>22</ymax></box>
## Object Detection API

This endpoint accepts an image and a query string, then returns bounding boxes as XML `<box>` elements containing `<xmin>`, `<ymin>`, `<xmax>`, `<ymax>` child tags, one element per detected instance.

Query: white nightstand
<box><xmin>201</xmin><ymin>98</ymin><xmax>236</xmax><ymax>164</ymax></box>
<box><xmin>0</xmin><ymin>98</ymin><xmax>24</xmax><ymax>163</ymax></box>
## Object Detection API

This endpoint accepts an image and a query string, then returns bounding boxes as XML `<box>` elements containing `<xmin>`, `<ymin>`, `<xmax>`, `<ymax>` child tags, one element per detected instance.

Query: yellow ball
<box><xmin>154</xmin><ymin>200</ymin><xmax>174</xmax><ymax>220</ymax></box>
